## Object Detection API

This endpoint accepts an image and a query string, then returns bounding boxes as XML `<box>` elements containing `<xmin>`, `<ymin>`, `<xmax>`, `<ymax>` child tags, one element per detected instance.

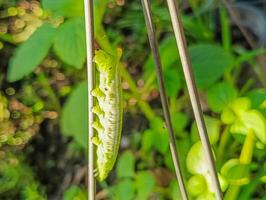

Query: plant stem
<box><xmin>239</xmin><ymin>79</ymin><xmax>254</xmax><ymax>96</ymax></box>
<box><xmin>224</xmin><ymin>129</ymin><xmax>255</xmax><ymax>200</ymax></box>
<box><xmin>140</xmin><ymin>72</ymin><xmax>156</xmax><ymax>93</ymax></box>
<box><xmin>217</xmin><ymin>126</ymin><xmax>230</xmax><ymax>168</ymax></box>
<box><xmin>235</xmin><ymin>48</ymin><xmax>266</xmax><ymax>66</ymax></box>
<box><xmin>120</xmin><ymin>64</ymin><xmax>155</xmax><ymax>121</ymax></box>
<box><xmin>95</xmin><ymin>24</ymin><xmax>115</xmax><ymax>55</ymax></box>
<box><xmin>220</xmin><ymin>7</ymin><xmax>231</xmax><ymax>52</ymax></box>
<box><xmin>239</xmin><ymin>130</ymin><xmax>255</xmax><ymax>164</ymax></box>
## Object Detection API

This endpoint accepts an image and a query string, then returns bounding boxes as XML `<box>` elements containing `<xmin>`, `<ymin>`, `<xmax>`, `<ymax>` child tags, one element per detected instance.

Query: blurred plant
<box><xmin>0</xmin><ymin>93</ymin><xmax>41</xmax><ymax>148</ymax></box>
<box><xmin>0</xmin><ymin>151</ymin><xmax>45</xmax><ymax>199</ymax></box>
<box><xmin>62</xmin><ymin>186</ymin><xmax>87</xmax><ymax>200</ymax></box>
<box><xmin>0</xmin><ymin>0</ymin><xmax>265</xmax><ymax>199</ymax></box>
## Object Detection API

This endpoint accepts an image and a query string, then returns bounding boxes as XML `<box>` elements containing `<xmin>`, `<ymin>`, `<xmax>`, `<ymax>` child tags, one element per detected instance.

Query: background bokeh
<box><xmin>0</xmin><ymin>0</ymin><xmax>265</xmax><ymax>199</ymax></box>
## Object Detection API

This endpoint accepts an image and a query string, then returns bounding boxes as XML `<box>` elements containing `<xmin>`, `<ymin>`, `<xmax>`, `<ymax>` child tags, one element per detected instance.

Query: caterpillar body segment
<box><xmin>92</xmin><ymin>49</ymin><xmax>123</xmax><ymax>181</ymax></box>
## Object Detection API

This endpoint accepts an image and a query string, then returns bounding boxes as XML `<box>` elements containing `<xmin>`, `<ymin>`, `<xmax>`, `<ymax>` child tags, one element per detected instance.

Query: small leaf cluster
<box><xmin>0</xmin><ymin>93</ymin><xmax>41</xmax><ymax>148</ymax></box>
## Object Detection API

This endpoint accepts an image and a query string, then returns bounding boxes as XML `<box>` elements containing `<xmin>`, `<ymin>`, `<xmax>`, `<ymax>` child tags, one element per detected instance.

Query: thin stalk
<box><xmin>217</xmin><ymin>126</ymin><xmax>230</xmax><ymax>168</ymax></box>
<box><xmin>84</xmin><ymin>0</ymin><xmax>95</xmax><ymax>199</ymax></box>
<box><xmin>141</xmin><ymin>0</ymin><xmax>189</xmax><ymax>199</ymax></box>
<box><xmin>235</xmin><ymin>48</ymin><xmax>265</xmax><ymax>66</ymax></box>
<box><xmin>165</xmin><ymin>0</ymin><xmax>223</xmax><ymax>199</ymax></box>
<box><xmin>219</xmin><ymin>6</ymin><xmax>231</xmax><ymax>52</ymax></box>
<box><xmin>239</xmin><ymin>78</ymin><xmax>254</xmax><ymax>96</ymax></box>
<box><xmin>120</xmin><ymin>64</ymin><xmax>156</xmax><ymax>121</ymax></box>
<box><xmin>95</xmin><ymin>24</ymin><xmax>114</xmax><ymax>55</ymax></box>
<box><xmin>140</xmin><ymin>72</ymin><xmax>156</xmax><ymax>94</ymax></box>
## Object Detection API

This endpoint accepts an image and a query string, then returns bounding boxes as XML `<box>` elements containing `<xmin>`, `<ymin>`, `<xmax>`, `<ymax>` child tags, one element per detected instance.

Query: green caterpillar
<box><xmin>92</xmin><ymin>49</ymin><xmax>123</xmax><ymax>181</ymax></box>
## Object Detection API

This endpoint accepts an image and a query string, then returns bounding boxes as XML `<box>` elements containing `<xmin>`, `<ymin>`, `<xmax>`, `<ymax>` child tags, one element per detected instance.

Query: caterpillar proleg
<box><xmin>92</xmin><ymin>49</ymin><xmax>123</xmax><ymax>181</ymax></box>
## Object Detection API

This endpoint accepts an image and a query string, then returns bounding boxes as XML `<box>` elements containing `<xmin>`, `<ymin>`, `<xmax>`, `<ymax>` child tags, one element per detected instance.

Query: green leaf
<box><xmin>191</xmin><ymin>116</ymin><xmax>221</xmax><ymax>145</ymax></box>
<box><xmin>135</xmin><ymin>171</ymin><xmax>155</xmax><ymax>200</ymax></box>
<box><xmin>221</xmin><ymin>107</ymin><xmax>236</xmax><ymax>124</ymax></box>
<box><xmin>230</xmin><ymin>97</ymin><xmax>251</xmax><ymax>114</ymax></box>
<box><xmin>142</xmin><ymin>119</ymin><xmax>169</xmax><ymax>154</ymax></box>
<box><xmin>197</xmin><ymin>192</ymin><xmax>216</xmax><ymax>200</ymax></box>
<box><xmin>150</xmin><ymin>117</ymin><xmax>169</xmax><ymax>154</ymax></box>
<box><xmin>142</xmin><ymin>126</ymin><xmax>169</xmax><ymax>155</ymax></box>
<box><xmin>170</xmin><ymin>180</ymin><xmax>182</xmax><ymax>200</ymax></box>
<box><xmin>153</xmin><ymin>130</ymin><xmax>169</xmax><ymax>155</ymax></box>
<box><xmin>54</xmin><ymin>17</ymin><xmax>86</xmax><ymax>69</ymax></box>
<box><xmin>63</xmin><ymin>186</ymin><xmax>86</xmax><ymax>200</ymax></box>
<box><xmin>94</xmin><ymin>0</ymin><xmax>109</xmax><ymax>28</ymax></box>
<box><xmin>221</xmin><ymin>159</ymin><xmax>250</xmax><ymax>185</ymax></box>
<box><xmin>21</xmin><ymin>184</ymin><xmax>45</xmax><ymax>200</ymax></box>
<box><xmin>189</xmin><ymin>44</ymin><xmax>234</xmax><ymax>89</ymax></box>
<box><xmin>187</xmin><ymin>175</ymin><xmax>207</xmax><ymax>197</ymax></box>
<box><xmin>230</xmin><ymin>110</ymin><xmax>266</xmax><ymax>144</ymax></box>
<box><xmin>117</xmin><ymin>151</ymin><xmax>135</xmax><ymax>179</ymax></box>
<box><xmin>172</xmin><ymin>112</ymin><xmax>189</xmax><ymax>136</ymax></box>
<box><xmin>141</xmin><ymin>130</ymin><xmax>154</xmax><ymax>152</ymax></box>
<box><xmin>186</xmin><ymin>141</ymin><xmax>209</xmax><ymax>175</ymax></box>
<box><xmin>164</xmin><ymin>67</ymin><xmax>182</xmax><ymax>97</ymax></box>
<box><xmin>114</xmin><ymin>179</ymin><xmax>135</xmax><ymax>200</ymax></box>
<box><xmin>165</xmin><ymin>137</ymin><xmax>191</xmax><ymax>172</ymax></box>
<box><xmin>144</xmin><ymin>37</ymin><xmax>180</xmax><ymax>73</ymax></box>
<box><xmin>218</xmin><ymin>174</ymin><xmax>229</xmax><ymax>192</ymax></box>
<box><xmin>42</xmin><ymin>0</ymin><xmax>84</xmax><ymax>17</ymax></box>
<box><xmin>143</xmin><ymin>37</ymin><xmax>183</xmax><ymax>96</ymax></box>
<box><xmin>60</xmin><ymin>82</ymin><xmax>88</xmax><ymax>149</ymax></box>
<box><xmin>7</xmin><ymin>24</ymin><xmax>56</xmax><ymax>82</ymax></box>
<box><xmin>207</xmin><ymin>82</ymin><xmax>237</xmax><ymax>112</ymax></box>
<box><xmin>247</xmin><ymin>89</ymin><xmax>266</xmax><ymax>117</ymax></box>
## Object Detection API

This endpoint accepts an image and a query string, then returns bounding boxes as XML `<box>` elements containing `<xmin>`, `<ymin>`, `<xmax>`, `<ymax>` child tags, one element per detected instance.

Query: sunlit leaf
<box><xmin>230</xmin><ymin>110</ymin><xmax>266</xmax><ymax>144</ymax></box>
<box><xmin>63</xmin><ymin>186</ymin><xmax>86</xmax><ymax>200</ymax></box>
<box><xmin>8</xmin><ymin>24</ymin><xmax>56</xmax><ymax>82</ymax></box>
<box><xmin>247</xmin><ymin>89</ymin><xmax>266</xmax><ymax>117</ymax></box>
<box><xmin>117</xmin><ymin>151</ymin><xmax>135</xmax><ymax>179</ymax></box>
<box><xmin>186</xmin><ymin>141</ymin><xmax>209</xmax><ymax>175</ymax></box>
<box><xmin>191</xmin><ymin>116</ymin><xmax>221</xmax><ymax>145</ymax></box>
<box><xmin>60</xmin><ymin>82</ymin><xmax>87</xmax><ymax>149</ymax></box>
<box><xmin>207</xmin><ymin>82</ymin><xmax>237</xmax><ymax>112</ymax></box>
<box><xmin>135</xmin><ymin>171</ymin><xmax>155</xmax><ymax>200</ymax></box>
<box><xmin>170</xmin><ymin>180</ymin><xmax>182</xmax><ymax>200</ymax></box>
<box><xmin>189</xmin><ymin>44</ymin><xmax>234</xmax><ymax>89</ymax></box>
<box><xmin>187</xmin><ymin>175</ymin><xmax>207</xmax><ymax>197</ymax></box>
<box><xmin>53</xmin><ymin>17</ymin><xmax>86</xmax><ymax>69</ymax></box>
<box><xmin>114</xmin><ymin>179</ymin><xmax>135</xmax><ymax>200</ymax></box>
<box><xmin>221</xmin><ymin>159</ymin><xmax>250</xmax><ymax>185</ymax></box>
<box><xmin>42</xmin><ymin>0</ymin><xmax>84</xmax><ymax>17</ymax></box>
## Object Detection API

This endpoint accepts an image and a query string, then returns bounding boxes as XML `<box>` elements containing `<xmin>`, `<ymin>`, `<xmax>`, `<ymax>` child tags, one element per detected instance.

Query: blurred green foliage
<box><xmin>0</xmin><ymin>0</ymin><xmax>265</xmax><ymax>199</ymax></box>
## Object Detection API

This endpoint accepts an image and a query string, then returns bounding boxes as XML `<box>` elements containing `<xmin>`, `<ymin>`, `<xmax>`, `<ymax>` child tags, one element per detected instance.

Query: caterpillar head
<box><xmin>94</xmin><ymin>50</ymin><xmax>115</xmax><ymax>75</ymax></box>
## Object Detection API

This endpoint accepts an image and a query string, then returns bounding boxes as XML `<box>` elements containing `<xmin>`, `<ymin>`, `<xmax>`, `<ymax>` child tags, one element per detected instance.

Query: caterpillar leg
<box><xmin>93</xmin><ymin>168</ymin><xmax>99</xmax><ymax>178</ymax></box>
<box><xmin>92</xmin><ymin>121</ymin><xmax>104</xmax><ymax>132</ymax></box>
<box><xmin>91</xmin><ymin>136</ymin><xmax>101</xmax><ymax>146</ymax></box>
<box><xmin>91</xmin><ymin>88</ymin><xmax>105</xmax><ymax>100</ymax></box>
<box><xmin>92</xmin><ymin>105</ymin><xmax>105</xmax><ymax>117</ymax></box>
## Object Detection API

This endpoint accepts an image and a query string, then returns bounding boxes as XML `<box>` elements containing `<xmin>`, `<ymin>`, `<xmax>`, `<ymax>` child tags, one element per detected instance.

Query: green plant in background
<box><xmin>0</xmin><ymin>0</ymin><xmax>266</xmax><ymax>199</ymax></box>
<box><xmin>0</xmin><ymin>152</ymin><xmax>45</xmax><ymax>199</ymax></box>
<box><xmin>0</xmin><ymin>93</ymin><xmax>41</xmax><ymax>147</ymax></box>
<box><xmin>63</xmin><ymin>186</ymin><xmax>87</xmax><ymax>200</ymax></box>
